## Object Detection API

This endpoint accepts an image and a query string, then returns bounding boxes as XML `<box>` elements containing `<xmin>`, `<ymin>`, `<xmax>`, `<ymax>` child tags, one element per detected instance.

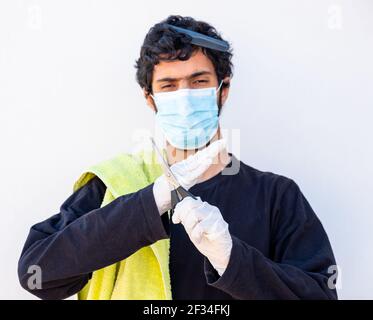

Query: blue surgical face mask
<box><xmin>151</xmin><ymin>81</ymin><xmax>223</xmax><ymax>150</ymax></box>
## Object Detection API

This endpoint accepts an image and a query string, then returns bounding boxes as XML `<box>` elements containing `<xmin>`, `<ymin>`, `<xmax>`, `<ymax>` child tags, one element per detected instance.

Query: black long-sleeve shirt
<box><xmin>18</xmin><ymin>154</ymin><xmax>338</xmax><ymax>299</ymax></box>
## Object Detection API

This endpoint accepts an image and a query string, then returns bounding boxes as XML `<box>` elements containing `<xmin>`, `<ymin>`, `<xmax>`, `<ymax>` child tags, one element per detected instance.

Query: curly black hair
<box><xmin>135</xmin><ymin>15</ymin><xmax>233</xmax><ymax>96</ymax></box>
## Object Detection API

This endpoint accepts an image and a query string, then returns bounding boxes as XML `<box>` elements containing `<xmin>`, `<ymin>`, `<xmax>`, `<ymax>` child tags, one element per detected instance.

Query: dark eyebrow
<box><xmin>188</xmin><ymin>71</ymin><xmax>212</xmax><ymax>79</ymax></box>
<box><xmin>156</xmin><ymin>77</ymin><xmax>179</xmax><ymax>83</ymax></box>
<box><xmin>156</xmin><ymin>70</ymin><xmax>213</xmax><ymax>83</ymax></box>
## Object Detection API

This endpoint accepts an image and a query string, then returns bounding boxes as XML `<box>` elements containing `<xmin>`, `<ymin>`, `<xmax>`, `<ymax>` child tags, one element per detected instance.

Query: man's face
<box><xmin>145</xmin><ymin>49</ymin><xmax>230</xmax><ymax>111</ymax></box>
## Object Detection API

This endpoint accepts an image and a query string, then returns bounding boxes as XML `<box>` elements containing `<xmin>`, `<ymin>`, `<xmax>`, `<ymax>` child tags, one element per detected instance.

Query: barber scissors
<box><xmin>150</xmin><ymin>137</ymin><xmax>197</xmax><ymax>210</ymax></box>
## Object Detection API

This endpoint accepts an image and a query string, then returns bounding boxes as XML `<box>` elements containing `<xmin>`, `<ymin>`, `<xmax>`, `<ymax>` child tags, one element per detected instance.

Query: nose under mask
<box><xmin>151</xmin><ymin>81</ymin><xmax>223</xmax><ymax>150</ymax></box>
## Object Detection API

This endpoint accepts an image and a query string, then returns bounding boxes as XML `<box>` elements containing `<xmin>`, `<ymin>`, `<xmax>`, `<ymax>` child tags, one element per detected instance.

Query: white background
<box><xmin>0</xmin><ymin>0</ymin><xmax>372</xmax><ymax>299</ymax></box>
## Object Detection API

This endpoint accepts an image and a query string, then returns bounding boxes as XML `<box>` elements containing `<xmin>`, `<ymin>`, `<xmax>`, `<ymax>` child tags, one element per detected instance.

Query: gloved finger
<box><xmin>193</xmin><ymin>139</ymin><xmax>227</xmax><ymax>164</ymax></box>
<box><xmin>178</xmin><ymin>197</ymin><xmax>205</xmax><ymax>225</ymax></box>
<box><xmin>205</xmin><ymin>223</ymin><xmax>229</xmax><ymax>241</ymax></box>
<box><xmin>171</xmin><ymin>158</ymin><xmax>210</xmax><ymax>189</ymax></box>
<box><xmin>184</xmin><ymin>139</ymin><xmax>226</xmax><ymax>170</ymax></box>
<box><xmin>190</xmin><ymin>222</ymin><xmax>205</xmax><ymax>244</ymax></box>
<box><xmin>198</xmin><ymin>215</ymin><xmax>229</xmax><ymax>241</ymax></box>
<box><xmin>182</xmin><ymin>209</ymin><xmax>200</xmax><ymax>234</ymax></box>
<box><xmin>172</xmin><ymin>196</ymin><xmax>202</xmax><ymax>224</ymax></box>
<box><xmin>188</xmin><ymin>203</ymin><xmax>216</xmax><ymax>242</ymax></box>
<box><xmin>191</xmin><ymin>202</ymin><xmax>228</xmax><ymax>238</ymax></box>
<box><xmin>192</xmin><ymin>201</ymin><xmax>217</xmax><ymax>222</ymax></box>
<box><xmin>185</xmin><ymin>158</ymin><xmax>212</xmax><ymax>183</ymax></box>
<box><xmin>184</xmin><ymin>152</ymin><xmax>213</xmax><ymax>171</ymax></box>
<box><xmin>172</xmin><ymin>200</ymin><xmax>200</xmax><ymax>225</ymax></box>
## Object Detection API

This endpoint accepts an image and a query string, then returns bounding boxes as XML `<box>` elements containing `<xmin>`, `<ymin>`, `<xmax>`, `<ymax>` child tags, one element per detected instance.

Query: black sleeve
<box><xmin>18</xmin><ymin>176</ymin><xmax>170</xmax><ymax>300</ymax></box>
<box><xmin>204</xmin><ymin>179</ymin><xmax>338</xmax><ymax>300</ymax></box>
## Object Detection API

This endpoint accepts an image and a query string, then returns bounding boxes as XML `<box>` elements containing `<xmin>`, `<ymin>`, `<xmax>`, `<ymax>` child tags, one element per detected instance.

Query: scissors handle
<box><xmin>170</xmin><ymin>186</ymin><xmax>197</xmax><ymax>209</ymax></box>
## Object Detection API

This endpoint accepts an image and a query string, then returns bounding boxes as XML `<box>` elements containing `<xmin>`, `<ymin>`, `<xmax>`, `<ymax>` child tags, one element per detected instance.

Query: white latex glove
<box><xmin>172</xmin><ymin>197</ymin><xmax>233</xmax><ymax>276</ymax></box>
<box><xmin>153</xmin><ymin>139</ymin><xmax>226</xmax><ymax>214</ymax></box>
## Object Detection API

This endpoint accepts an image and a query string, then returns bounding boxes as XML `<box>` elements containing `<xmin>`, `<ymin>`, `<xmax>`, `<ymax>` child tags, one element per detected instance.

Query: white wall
<box><xmin>0</xmin><ymin>0</ymin><xmax>372</xmax><ymax>299</ymax></box>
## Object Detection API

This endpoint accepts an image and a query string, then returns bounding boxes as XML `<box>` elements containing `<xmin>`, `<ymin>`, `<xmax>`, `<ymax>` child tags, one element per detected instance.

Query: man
<box><xmin>18</xmin><ymin>15</ymin><xmax>337</xmax><ymax>300</ymax></box>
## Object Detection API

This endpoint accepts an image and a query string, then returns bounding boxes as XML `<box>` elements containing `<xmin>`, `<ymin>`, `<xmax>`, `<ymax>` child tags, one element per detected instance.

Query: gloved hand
<box><xmin>153</xmin><ymin>139</ymin><xmax>226</xmax><ymax>215</ymax></box>
<box><xmin>172</xmin><ymin>197</ymin><xmax>233</xmax><ymax>276</ymax></box>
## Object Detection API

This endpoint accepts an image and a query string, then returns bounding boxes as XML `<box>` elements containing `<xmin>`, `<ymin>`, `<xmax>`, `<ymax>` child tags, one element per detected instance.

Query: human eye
<box><xmin>161</xmin><ymin>83</ymin><xmax>176</xmax><ymax>91</ymax></box>
<box><xmin>192</xmin><ymin>79</ymin><xmax>210</xmax><ymax>87</ymax></box>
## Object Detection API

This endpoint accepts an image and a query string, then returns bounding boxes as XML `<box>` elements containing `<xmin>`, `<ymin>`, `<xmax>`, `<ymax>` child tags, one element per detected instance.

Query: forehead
<box><xmin>152</xmin><ymin>50</ymin><xmax>217</xmax><ymax>81</ymax></box>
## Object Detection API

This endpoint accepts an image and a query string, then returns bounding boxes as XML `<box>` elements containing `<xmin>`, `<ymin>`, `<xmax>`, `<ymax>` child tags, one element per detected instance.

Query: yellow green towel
<box><xmin>72</xmin><ymin>150</ymin><xmax>172</xmax><ymax>300</ymax></box>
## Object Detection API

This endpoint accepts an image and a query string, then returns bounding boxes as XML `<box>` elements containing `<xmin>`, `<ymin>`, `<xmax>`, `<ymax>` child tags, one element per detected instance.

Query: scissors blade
<box><xmin>150</xmin><ymin>137</ymin><xmax>181</xmax><ymax>188</ymax></box>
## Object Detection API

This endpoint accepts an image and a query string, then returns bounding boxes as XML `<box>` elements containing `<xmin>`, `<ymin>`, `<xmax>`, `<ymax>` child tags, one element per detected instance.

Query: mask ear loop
<box><xmin>217</xmin><ymin>80</ymin><xmax>224</xmax><ymax>116</ymax></box>
<box><xmin>205</xmin><ymin>81</ymin><xmax>225</xmax><ymax>149</ymax></box>
<box><xmin>148</xmin><ymin>92</ymin><xmax>158</xmax><ymax>113</ymax></box>
<box><xmin>217</xmin><ymin>80</ymin><xmax>224</xmax><ymax>93</ymax></box>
